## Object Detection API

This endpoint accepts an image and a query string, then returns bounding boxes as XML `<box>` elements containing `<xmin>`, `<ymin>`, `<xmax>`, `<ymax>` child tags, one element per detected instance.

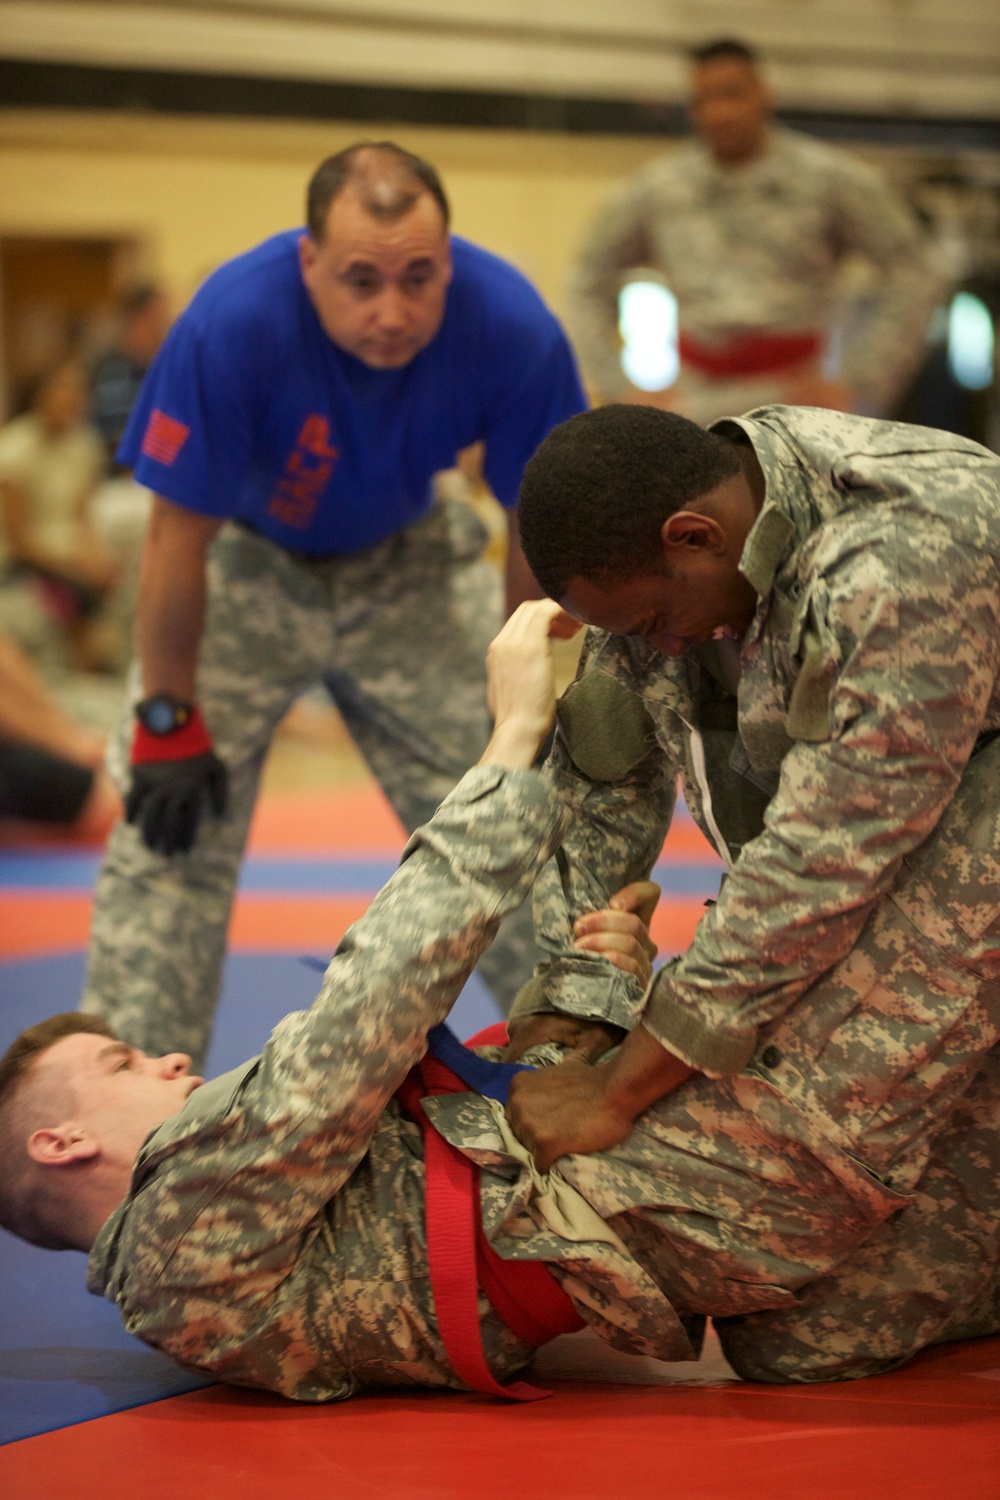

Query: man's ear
<box><xmin>661</xmin><ymin>511</ymin><xmax>726</xmax><ymax>555</ymax></box>
<box><xmin>27</xmin><ymin>1125</ymin><xmax>100</xmax><ymax>1168</ymax></box>
<box><xmin>298</xmin><ymin>233</ymin><xmax>318</xmax><ymax>286</ymax></box>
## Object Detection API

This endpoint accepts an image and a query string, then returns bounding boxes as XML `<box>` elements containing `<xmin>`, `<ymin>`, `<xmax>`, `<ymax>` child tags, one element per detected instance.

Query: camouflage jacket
<box><xmin>87</xmin><ymin>766</ymin><xmax>693</xmax><ymax>1401</ymax></box>
<box><xmin>571</xmin><ymin>128</ymin><xmax>937</xmax><ymax>409</ymax></box>
<box><xmin>526</xmin><ymin>407</ymin><xmax>1000</xmax><ymax>1079</ymax></box>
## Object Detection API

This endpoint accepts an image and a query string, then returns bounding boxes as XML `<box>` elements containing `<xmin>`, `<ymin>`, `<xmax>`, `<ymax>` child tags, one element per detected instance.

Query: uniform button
<box><xmin>761</xmin><ymin>1045</ymin><xmax>782</xmax><ymax>1069</ymax></box>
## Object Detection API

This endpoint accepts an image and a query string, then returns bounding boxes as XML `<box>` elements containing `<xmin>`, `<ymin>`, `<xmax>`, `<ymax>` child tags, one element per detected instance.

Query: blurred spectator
<box><xmin>0</xmin><ymin>359</ymin><xmax>122</xmax><ymax>671</ymax></box>
<box><xmin>572</xmin><ymin>38</ymin><xmax>939</xmax><ymax>425</ymax></box>
<box><xmin>0</xmin><ymin>629</ymin><xmax>120</xmax><ymax>841</ymax></box>
<box><xmin>90</xmin><ymin>284</ymin><xmax>171</xmax><ymax>467</ymax></box>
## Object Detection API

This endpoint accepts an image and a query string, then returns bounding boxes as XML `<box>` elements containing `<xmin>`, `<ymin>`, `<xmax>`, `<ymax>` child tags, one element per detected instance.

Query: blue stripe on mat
<box><xmin>0</xmin><ymin>851</ymin><xmax>722</xmax><ymax>897</ymax></box>
<box><xmin>0</xmin><ymin>852</ymin><xmax>400</xmax><ymax>892</ymax></box>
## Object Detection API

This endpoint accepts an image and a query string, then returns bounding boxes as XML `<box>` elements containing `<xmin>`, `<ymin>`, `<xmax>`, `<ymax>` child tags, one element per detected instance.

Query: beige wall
<box><xmin>0</xmin><ymin>110</ymin><xmax>672</xmax><ymax>320</ymax></box>
<box><xmin>7</xmin><ymin>1</ymin><xmax>1000</xmax><ymax>120</ymax></box>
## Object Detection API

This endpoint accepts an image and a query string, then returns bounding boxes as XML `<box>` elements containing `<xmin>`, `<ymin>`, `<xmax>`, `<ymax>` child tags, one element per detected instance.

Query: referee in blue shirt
<box><xmin>81</xmin><ymin>142</ymin><xmax>587</xmax><ymax>1067</ymax></box>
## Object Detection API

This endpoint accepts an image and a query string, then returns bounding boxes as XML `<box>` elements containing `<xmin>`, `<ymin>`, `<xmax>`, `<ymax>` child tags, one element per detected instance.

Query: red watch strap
<box><xmin>132</xmin><ymin>706</ymin><xmax>214</xmax><ymax>763</ymax></box>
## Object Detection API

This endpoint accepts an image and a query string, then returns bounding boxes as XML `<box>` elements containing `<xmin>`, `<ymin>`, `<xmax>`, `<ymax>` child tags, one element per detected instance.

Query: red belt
<box><xmin>678</xmin><ymin>329</ymin><xmax>821</xmax><ymax>380</ymax></box>
<box><xmin>395</xmin><ymin>1029</ymin><xmax>584</xmax><ymax>1402</ymax></box>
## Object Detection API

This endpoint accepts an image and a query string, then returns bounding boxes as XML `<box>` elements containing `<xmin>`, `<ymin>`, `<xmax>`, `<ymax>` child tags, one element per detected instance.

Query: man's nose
<box><xmin>374</xmin><ymin>285</ymin><xmax>408</xmax><ymax>328</ymax></box>
<box><xmin>155</xmin><ymin>1052</ymin><xmax>192</xmax><ymax>1078</ymax></box>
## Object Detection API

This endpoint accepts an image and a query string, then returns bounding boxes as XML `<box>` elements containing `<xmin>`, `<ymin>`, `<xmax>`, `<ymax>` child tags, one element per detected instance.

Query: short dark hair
<box><xmin>0</xmin><ymin>1013</ymin><xmax>114</xmax><ymax>1107</ymax></box>
<box><xmin>306</xmin><ymin>141</ymin><xmax>450</xmax><ymax>241</ymax></box>
<box><xmin>517</xmin><ymin>405</ymin><xmax>742</xmax><ymax>600</ymax></box>
<box><xmin>690</xmin><ymin>38</ymin><xmax>759</xmax><ymax>67</ymax></box>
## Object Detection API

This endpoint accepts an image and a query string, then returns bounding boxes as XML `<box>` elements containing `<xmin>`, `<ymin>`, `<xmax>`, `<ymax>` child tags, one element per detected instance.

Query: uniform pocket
<box><xmin>785</xmin><ymin>582</ymin><xmax>839</xmax><ymax>743</ymax></box>
<box><xmin>557</xmin><ymin>671</ymin><xmax>657</xmax><ymax>783</ymax></box>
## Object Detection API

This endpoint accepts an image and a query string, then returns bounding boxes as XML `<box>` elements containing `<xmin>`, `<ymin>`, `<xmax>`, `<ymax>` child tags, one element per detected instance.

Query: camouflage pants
<box><xmin>81</xmin><ymin>504</ymin><xmax>539</xmax><ymax>1067</ymax></box>
<box><xmin>569</xmin><ymin>736</ymin><xmax>1000</xmax><ymax>1368</ymax></box>
<box><xmin>715</xmin><ymin>1043</ymin><xmax>1000</xmax><ymax>1382</ymax></box>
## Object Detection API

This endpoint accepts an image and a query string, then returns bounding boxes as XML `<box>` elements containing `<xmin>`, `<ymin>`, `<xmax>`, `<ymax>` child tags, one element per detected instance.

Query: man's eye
<box><xmin>403</xmin><ymin>272</ymin><xmax>433</xmax><ymax>291</ymax></box>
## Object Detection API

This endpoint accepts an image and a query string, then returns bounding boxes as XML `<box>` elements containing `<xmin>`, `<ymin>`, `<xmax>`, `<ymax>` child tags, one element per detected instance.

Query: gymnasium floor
<box><xmin>2</xmin><ymin>708</ymin><xmax>999</xmax><ymax>1498</ymax></box>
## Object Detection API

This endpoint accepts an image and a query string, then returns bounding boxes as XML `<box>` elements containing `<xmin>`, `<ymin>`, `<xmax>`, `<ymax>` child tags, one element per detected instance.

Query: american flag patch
<box><xmin>141</xmin><ymin>409</ymin><xmax>191</xmax><ymax>465</ymax></box>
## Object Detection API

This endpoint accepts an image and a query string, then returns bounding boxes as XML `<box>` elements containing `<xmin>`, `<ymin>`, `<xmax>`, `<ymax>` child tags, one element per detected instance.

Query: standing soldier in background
<box><xmin>571</xmin><ymin>39</ymin><xmax>938</xmax><ymax>425</ymax></box>
<box><xmin>81</xmin><ymin>141</ymin><xmax>586</xmax><ymax>1069</ymax></box>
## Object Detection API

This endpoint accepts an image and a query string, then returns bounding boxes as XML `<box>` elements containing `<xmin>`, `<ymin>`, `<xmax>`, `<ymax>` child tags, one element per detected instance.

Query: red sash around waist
<box><xmin>395</xmin><ymin>1030</ymin><xmax>584</xmax><ymax>1402</ymax></box>
<box><xmin>679</xmin><ymin>329</ymin><xmax>821</xmax><ymax>380</ymax></box>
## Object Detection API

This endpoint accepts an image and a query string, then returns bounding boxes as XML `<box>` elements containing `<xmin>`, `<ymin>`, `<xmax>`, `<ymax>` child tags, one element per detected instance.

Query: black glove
<box><xmin>125</xmin><ymin>751</ymin><xmax>228</xmax><ymax>856</ymax></box>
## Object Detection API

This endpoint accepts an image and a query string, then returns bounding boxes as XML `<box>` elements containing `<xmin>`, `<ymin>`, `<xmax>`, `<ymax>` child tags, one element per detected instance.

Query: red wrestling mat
<box><xmin>0</xmin><ymin>893</ymin><xmax>93</xmax><ymax>955</ymax></box>
<box><xmin>0</xmin><ymin>890</ymin><xmax>709</xmax><ymax>961</ymax></box>
<box><xmin>3</xmin><ymin>1330</ymin><xmax>999</xmax><ymax>1500</ymax></box>
<box><xmin>247</xmin><ymin>783</ymin><xmax>406</xmax><ymax>853</ymax></box>
<box><xmin>228</xmin><ymin>894</ymin><xmax>371</xmax><ymax>948</ymax></box>
<box><xmin>0</xmin><ymin>893</ymin><xmax>373</xmax><ymax>959</ymax></box>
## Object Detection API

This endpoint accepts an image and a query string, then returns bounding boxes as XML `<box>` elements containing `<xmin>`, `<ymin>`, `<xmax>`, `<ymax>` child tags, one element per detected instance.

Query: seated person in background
<box><xmin>1</xmin><ymin>602</ymin><xmax>998</xmax><ymax>1401</ymax></box>
<box><xmin>0</xmin><ymin>629</ymin><xmax>119</xmax><ymax>840</ymax></box>
<box><xmin>0</xmin><ymin>360</ymin><xmax>121</xmax><ymax>672</ymax></box>
<box><xmin>89</xmin><ymin>285</ymin><xmax>171</xmax><ymax>470</ymax></box>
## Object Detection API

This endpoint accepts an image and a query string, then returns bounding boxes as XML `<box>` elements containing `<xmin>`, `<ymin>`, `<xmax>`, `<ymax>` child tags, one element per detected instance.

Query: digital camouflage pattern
<box><xmin>716</xmin><ymin>1043</ymin><xmax>1000</xmax><ymax>1382</ymax></box>
<box><xmin>514</xmin><ymin>404</ymin><xmax>1000</xmax><ymax>1374</ymax></box>
<box><xmin>571</xmin><ymin>129</ymin><xmax>937</xmax><ymax>421</ymax></box>
<box><xmin>87</xmin><ymin>759</ymin><xmax>1000</xmax><ymax>1399</ymax></box>
<box><xmin>81</xmin><ymin>502</ymin><xmax>539</xmax><ymax>1067</ymax></box>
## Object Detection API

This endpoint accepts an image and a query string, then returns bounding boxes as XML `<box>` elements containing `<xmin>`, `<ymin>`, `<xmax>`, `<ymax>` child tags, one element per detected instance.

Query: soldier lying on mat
<box><xmin>0</xmin><ymin>598</ymin><xmax>998</xmax><ymax>1399</ymax></box>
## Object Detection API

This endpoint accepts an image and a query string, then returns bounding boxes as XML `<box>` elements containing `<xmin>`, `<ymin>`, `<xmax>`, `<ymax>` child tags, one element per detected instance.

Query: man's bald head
<box><xmin>306</xmin><ymin>142</ymin><xmax>450</xmax><ymax>243</ymax></box>
<box><xmin>299</xmin><ymin>142</ymin><xmax>454</xmax><ymax>369</ymax></box>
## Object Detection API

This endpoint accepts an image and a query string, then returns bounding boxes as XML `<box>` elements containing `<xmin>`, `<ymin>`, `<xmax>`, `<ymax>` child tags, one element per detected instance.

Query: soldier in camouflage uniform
<box><xmin>2</xmin><ymin>595</ymin><xmax>999</xmax><ymax>1398</ymax></box>
<box><xmin>572</xmin><ymin>39</ymin><xmax>937</xmax><ymax>425</ymax></box>
<box><xmin>81</xmin><ymin>143</ymin><xmax>586</xmax><ymax>1066</ymax></box>
<box><xmin>508</xmin><ymin>400</ymin><xmax>1000</xmax><ymax>1379</ymax></box>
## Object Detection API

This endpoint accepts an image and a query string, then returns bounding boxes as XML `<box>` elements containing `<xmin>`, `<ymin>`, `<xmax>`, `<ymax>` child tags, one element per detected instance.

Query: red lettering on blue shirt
<box><xmin>268</xmin><ymin>416</ymin><xmax>339</xmax><ymax>529</ymax></box>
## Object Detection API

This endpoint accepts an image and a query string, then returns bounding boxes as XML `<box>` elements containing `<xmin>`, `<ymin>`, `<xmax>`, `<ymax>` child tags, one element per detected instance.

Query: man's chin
<box><xmin>359</xmin><ymin>345</ymin><xmax>417</xmax><ymax>370</ymax></box>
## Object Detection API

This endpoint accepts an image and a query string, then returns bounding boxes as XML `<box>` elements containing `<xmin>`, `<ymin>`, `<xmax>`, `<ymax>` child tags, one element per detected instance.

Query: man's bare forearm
<box><xmin>137</xmin><ymin>496</ymin><xmax>222</xmax><ymax>698</ymax></box>
<box><xmin>600</xmin><ymin>1021</ymin><xmax>696</xmax><ymax>1121</ymax></box>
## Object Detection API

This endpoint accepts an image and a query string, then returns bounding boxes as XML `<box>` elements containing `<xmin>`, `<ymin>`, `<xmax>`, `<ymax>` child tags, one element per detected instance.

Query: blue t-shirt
<box><xmin>119</xmin><ymin>231</ymin><xmax>586</xmax><ymax>554</ymax></box>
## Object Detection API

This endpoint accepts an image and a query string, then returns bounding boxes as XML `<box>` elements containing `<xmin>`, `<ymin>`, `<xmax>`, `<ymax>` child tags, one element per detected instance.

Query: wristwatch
<box><xmin>135</xmin><ymin>694</ymin><xmax>194</xmax><ymax>736</ymax></box>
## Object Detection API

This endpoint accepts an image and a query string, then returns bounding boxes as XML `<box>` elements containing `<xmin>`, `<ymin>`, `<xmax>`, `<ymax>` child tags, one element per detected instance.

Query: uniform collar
<box><xmin>86</xmin><ymin>1058</ymin><xmax>263</xmax><ymax>1299</ymax></box>
<box><xmin>710</xmin><ymin>411</ymin><xmax>808</xmax><ymax>600</ymax></box>
<box><xmin>87</xmin><ymin>1197</ymin><xmax>127</xmax><ymax>1297</ymax></box>
<box><xmin>691</xmin><ymin>126</ymin><xmax>789</xmax><ymax>186</ymax></box>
